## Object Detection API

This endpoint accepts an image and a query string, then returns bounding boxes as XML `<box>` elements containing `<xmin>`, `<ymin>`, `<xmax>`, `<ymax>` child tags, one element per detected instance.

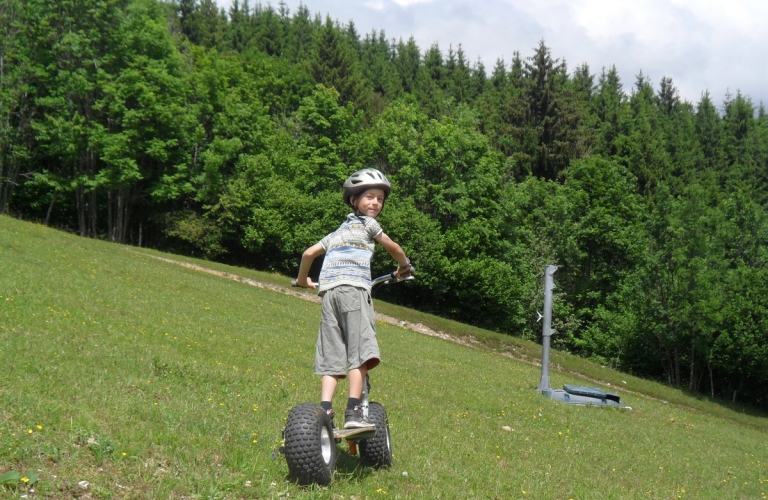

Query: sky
<box><xmin>216</xmin><ymin>0</ymin><xmax>768</xmax><ymax>109</ymax></box>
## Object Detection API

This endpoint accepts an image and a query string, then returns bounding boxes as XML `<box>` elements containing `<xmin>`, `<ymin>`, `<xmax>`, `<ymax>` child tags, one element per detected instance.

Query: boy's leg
<box><xmin>343</xmin><ymin>364</ymin><xmax>371</xmax><ymax>428</ymax></box>
<box><xmin>315</xmin><ymin>290</ymin><xmax>348</xmax><ymax>424</ymax></box>
<box><xmin>347</xmin><ymin>366</ymin><xmax>367</xmax><ymax>400</ymax></box>
<box><xmin>321</xmin><ymin>375</ymin><xmax>340</xmax><ymax>402</ymax></box>
<box><xmin>330</xmin><ymin>286</ymin><xmax>378</xmax><ymax>429</ymax></box>
<box><xmin>321</xmin><ymin>375</ymin><xmax>340</xmax><ymax>424</ymax></box>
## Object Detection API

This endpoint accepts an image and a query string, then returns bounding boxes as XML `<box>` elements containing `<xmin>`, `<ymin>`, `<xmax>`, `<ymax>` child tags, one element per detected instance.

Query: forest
<box><xmin>2</xmin><ymin>0</ymin><xmax>768</xmax><ymax>409</ymax></box>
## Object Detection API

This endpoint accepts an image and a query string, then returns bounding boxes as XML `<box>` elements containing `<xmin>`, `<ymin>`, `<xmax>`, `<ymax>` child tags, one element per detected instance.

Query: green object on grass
<box><xmin>0</xmin><ymin>471</ymin><xmax>21</xmax><ymax>486</ymax></box>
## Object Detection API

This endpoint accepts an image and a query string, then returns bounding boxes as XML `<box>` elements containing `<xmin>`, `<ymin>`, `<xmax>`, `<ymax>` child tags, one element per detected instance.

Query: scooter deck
<box><xmin>334</xmin><ymin>426</ymin><xmax>376</xmax><ymax>440</ymax></box>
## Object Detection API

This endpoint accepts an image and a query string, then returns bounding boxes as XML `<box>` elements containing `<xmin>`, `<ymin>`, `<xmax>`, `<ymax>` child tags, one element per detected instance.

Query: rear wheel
<box><xmin>358</xmin><ymin>402</ymin><xmax>392</xmax><ymax>468</ymax></box>
<box><xmin>283</xmin><ymin>403</ymin><xmax>336</xmax><ymax>485</ymax></box>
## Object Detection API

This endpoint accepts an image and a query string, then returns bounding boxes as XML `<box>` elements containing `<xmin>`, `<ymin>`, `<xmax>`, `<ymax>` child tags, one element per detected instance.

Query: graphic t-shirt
<box><xmin>317</xmin><ymin>214</ymin><xmax>383</xmax><ymax>293</ymax></box>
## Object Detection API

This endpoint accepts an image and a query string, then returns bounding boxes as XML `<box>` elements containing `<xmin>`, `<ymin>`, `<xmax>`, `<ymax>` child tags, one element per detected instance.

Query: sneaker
<box><xmin>325</xmin><ymin>408</ymin><xmax>336</xmax><ymax>428</ymax></box>
<box><xmin>344</xmin><ymin>406</ymin><xmax>372</xmax><ymax>429</ymax></box>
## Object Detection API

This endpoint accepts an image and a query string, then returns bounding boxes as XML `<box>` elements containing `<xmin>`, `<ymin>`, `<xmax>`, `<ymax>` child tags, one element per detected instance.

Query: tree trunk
<box><xmin>115</xmin><ymin>186</ymin><xmax>131</xmax><ymax>244</ymax></box>
<box><xmin>89</xmin><ymin>188</ymin><xmax>98</xmax><ymax>238</ymax></box>
<box><xmin>0</xmin><ymin>178</ymin><xmax>9</xmax><ymax>214</ymax></box>
<box><xmin>696</xmin><ymin>371</ymin><xmax>702</xmax><ymax>393</ymax></box>
<box><xmin>122</xmin><ymin>194</ymin><xmax>131</xmax><ymax>244</ymax></box>
<box><xmin>0</xmin><ymin>159</ymin><xmax>19</xmax><ymax>214</ymax></box>
<box><xmin>708</xmin><ymin>359</ymin><xmax>714</xmax><ymax>399</ymax></box>
<box><xmin>116</xmin><ymin>188</ymin><xmax>124</xmax><ymax>243</ymax></box>
<box><xmin>88</xmin><ymin>149</ymin><xmax>98</xmax><ymax>237</ymax></box>
<box><xmin>0</xmin><ymin>16</ymin><xmax>6</xmax><ymax>213</ymax></box>
<box><xmin>45</xmin><ymin>192</ymin><xmax>58</xmax><ymax>226</ymax></box>
<box><xmin>0</xmin><ymin>152</ymin><xmax>5</xmax><ymax>212</ymax></box>
<box><xmin>108</xmin><ymin>190</ymin><xmax>114</xmax><ymax>241</ymax></box>
<box><xmin>688</xmin><ymin>342</ymin><xmax>695</xmax><ymax>391</ymax></box>
<box><xmin>76</xmin><ymin>185</ymin><xmax>86</xmax><ymax>237</ymax></box>
<box><xmin>661</xmin><ymin>349</ymin><xmax>671</xmax><ymax>385</ymax></box>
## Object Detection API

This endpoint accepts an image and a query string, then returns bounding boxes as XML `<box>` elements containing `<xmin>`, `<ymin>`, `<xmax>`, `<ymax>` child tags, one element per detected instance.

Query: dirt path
<box><xmin>133</xmin><ymin>250</ymin><xmax>662</xmax><ymax>405</ymax></box>
<box><xmin>134</xmin><ymin>251</ymin><xmax>476</xmax><ymax>349</ymax></box>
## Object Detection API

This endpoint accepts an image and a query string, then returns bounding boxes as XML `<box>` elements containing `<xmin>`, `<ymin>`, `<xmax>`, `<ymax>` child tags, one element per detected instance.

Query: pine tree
<box><xmin>361</xmin><ymin>29</ymin><xmax>401</xmax><ymax>99</ymax></box>
<box><xmin>284</xmin><ymin>3</ymin><xmax>316</xmax><ymax>63</ymax></box>
<box><xmin>422</xmin><ymin>43</ymin><xmax>444</xmax><ymax>86</ymax></box>
<box><xmin>505</xmin><ymin>40</ymin><xmax>588</xmax><ymax>179</ymax></box>
<box><xmin>695</xmin><ymin>91</ymin><xmax>722</xmax><ymax>171</ymax></box>
<box><xmin>393</xmin><ymin>36</ymin><xmax>420</xmax><ymax>94</ymax></box>
<box><xmin>592</xmin><ymin>65</ymin><xmax>625</xmax><ymax>156</ymax></box>
<box><xmin>225</xmin><ymin>0</ymin><xmax>248</xmax><ymax>52</ymax></box>
<box><xmin>490</xmin><ymin>57</ymin><xmax>507</xmax><ymax>90</ymax></box>
<box><xmin>343</xmin><ymin>20</ymin><xmax>361</xmax><ymax>59</ymax></box>
<box><xmin>257</xmin><ymin>4</ymin><xmax>285</xmax><ymax>56</ymax></box>
<box><xmin>470</xmin><ymin>57</ymin><xmax>487</xmax><ymax>99</ymax></box>
<box><xmin>722</xmin><ymin>91</ymin><xmax>760</xmax><ymax>192</ymax></box>
<box><xmin>308</xmin><ymin>16</ymin><xmax>369</xmax><ymax>108</ymax></box>
<box><xmin>613</xmin><ymin>72</ymin><xmax>670</xmax><ymax>194</ymax></box>
<box><xmin>450</xmin><ymin>45</ymin><xmax>471</xmax><ymax>103</ymax></box>
<box><xmin>186</xmin><ymin>0</ymin><xmax>226</xmax><ymax>49</ymax></box>
<box><xmin>509</xmin><ymin>51</ymin><xmax>523</xmax><ymax>88</ymax></box>
<box><xmin>658</xmin><ymin>76</ymin><xmax>680</xmax><ymax>115</ymax></box>
<box><xmin>658</xmin><ymin>79</ymin><xmax>701</xmax><ymax>191</ymax></box>
<box><xmin>571</xmin><ymin>63</ymin><xmax>594</xmax><ymax>99</ymax></box>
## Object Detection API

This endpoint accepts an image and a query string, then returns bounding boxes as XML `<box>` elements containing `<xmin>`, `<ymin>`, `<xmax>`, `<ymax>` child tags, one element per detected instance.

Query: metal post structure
<box><xmin>537</xmin><ymin>265</ymin><xmax>558</xmax><ymax>392</ymax></box>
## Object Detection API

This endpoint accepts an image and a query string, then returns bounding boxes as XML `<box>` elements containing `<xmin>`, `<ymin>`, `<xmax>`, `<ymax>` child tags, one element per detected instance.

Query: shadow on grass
<box><xmin>679</xmin><ymin>387</ymin><xmax>768</xmax><ymax>421</ymax></box>
<box><xmin>333</xmin><ymin>450</ymin><xmax>375</xmax><ymax>482</ymax></box>
<box><xmin>280</xmin><ymin>450</ymin><xmax>375</xmax><ymax>489</ymax></box>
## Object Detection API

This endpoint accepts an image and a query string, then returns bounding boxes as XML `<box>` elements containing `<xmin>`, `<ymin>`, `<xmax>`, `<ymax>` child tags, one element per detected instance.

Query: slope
<box><xmin>1</xmin><ymin>215</ymin><xmax>766</xmax><ymax>499</ymax></box>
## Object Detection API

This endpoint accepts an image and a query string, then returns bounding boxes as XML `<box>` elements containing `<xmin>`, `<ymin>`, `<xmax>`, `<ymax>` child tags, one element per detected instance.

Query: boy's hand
<box><xmin>396</xmin><ymin>260</ymin><xmax>414</xmax><ymax>280</ymax></box>
<box><xmin>296</xmin><ymin>243</ymin><xmax>325</xmax><ymax>289</ymax></box>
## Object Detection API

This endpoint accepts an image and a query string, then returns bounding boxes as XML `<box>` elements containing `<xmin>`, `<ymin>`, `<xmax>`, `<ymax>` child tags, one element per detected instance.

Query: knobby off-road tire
<box><xmin>283</xmin><ymin>402</ymin><xmax>336</xmax><ymax>485</ymax></box>
<box><xmin>358</xmin><ymin>402</ymin><xmax>392</xmax><ymax>468</ymax></box>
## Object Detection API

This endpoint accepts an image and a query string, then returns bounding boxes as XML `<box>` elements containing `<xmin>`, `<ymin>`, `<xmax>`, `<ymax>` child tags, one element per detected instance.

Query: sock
<box><xmin>346</xmin><ymin>398</ymin><xmax>361</xmax><ymax>410</ymax></box>
<box><xmin>321</xmin><ymin>401</ymin><xmax>333</xmax><ymax>413</ymax></box>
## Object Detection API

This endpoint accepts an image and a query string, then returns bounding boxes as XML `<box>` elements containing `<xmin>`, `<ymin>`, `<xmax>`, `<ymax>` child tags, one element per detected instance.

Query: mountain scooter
<box><xmin>282</xmin><ymin>271</ymin><xmax>414</xmax><ymax>485</ymax></box>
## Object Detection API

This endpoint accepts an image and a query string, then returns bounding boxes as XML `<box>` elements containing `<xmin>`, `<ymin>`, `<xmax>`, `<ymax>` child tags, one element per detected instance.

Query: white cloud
<box><xmin>391</xmin><ymin>0</ymin><xmax>436</xmax><ymax>6</ymax></box>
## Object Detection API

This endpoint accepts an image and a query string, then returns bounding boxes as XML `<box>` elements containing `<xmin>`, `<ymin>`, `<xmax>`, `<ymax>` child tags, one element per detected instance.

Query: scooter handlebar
<box><xmin>291</xmin><ymin>271</ymin><xmax>415</xmax><ymax>288</ymax></box>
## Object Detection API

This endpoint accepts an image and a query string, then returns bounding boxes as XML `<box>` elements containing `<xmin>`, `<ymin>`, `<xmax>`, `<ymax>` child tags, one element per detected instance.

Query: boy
<box><xmin>295</xmin><ymin>168</ymin><xmax>413</xmax><ymax>429</ymax></box>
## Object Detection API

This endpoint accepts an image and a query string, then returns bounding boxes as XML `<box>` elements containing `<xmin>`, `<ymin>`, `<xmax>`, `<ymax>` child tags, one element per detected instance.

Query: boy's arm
<box><xmin>374</xmin><ymin>232</ymin><xmax>412</xmax><ymax>278</ymax></box>
<box><xmin>296</xmin><ymin>243</ymin><xmax>325</xmax><ymax>288</ymax></box>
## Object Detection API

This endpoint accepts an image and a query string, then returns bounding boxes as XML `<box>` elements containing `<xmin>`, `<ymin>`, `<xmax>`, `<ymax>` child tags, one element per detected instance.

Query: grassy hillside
<box><xmin>1</xmin><ymin>214</ymin><xmax>767</xmax><ymax>499</ymax></box>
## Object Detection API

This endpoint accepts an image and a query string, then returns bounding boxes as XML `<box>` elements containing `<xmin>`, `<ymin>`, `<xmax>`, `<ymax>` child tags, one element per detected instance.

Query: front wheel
<box><xmin>358</xmin><ymin>402</ymin><xmax>392</xmax><ymax>468</ymax></box>
<box><xmin>283</xmin><ymin>403</ymin><xmax>336</xmax><ymax>485</ymax></box>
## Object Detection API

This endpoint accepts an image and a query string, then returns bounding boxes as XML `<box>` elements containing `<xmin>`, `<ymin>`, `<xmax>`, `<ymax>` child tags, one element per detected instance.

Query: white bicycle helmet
<box><xmin>342</xmin><ymin>168</ymin><xmax>392</xmax><ymax>207</ymax></box>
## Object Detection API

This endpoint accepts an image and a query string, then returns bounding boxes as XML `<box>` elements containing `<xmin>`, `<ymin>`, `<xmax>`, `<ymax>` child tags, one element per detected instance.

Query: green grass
<box><xmin>1</xmin><ymin>214</ymin><xmax>767</xmax><ymax>499</ymax></box>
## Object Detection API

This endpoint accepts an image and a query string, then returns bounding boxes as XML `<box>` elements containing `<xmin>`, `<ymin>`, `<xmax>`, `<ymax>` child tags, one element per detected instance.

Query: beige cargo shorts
<box><xmin>314</xmin><ymin>285</ymin><xmax>381</xmax><ymax>377</ymax></box>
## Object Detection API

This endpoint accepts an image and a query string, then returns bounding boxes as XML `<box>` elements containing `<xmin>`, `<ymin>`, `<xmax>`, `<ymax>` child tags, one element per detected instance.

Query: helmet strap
<box><xmin>351</xmin><ymin>196</ymin><xmax>366</xmax><ymax>221</ymax></box>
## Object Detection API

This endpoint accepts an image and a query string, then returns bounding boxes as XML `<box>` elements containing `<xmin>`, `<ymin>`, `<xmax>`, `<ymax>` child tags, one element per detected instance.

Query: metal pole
<box><xmin>537</xmin><ymin>265</ymin><xmax>558</xmax><ymax>392</ymax></box>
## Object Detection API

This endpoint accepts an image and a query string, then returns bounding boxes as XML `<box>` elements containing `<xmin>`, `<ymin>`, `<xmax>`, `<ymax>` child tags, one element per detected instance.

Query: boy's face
<box><xmin>353</xmin><ymin>188</ymin><xmax>386</xmax><ymax>217</ymax></box>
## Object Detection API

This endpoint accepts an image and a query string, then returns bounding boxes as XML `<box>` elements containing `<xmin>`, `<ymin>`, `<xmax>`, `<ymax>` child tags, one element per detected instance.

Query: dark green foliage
<box><xmin>492</xmin><ymin>41</ymin><xmax>590</xmax><ymax>180</ymax></box>
<box><xmin>5</xmin><ymin>0</ymin><xmax>768</xmax><ymax>409</ymax></box>
<box><xmin>361</xmin><ymin>29</ymin><xmax>402</xmax><ymax>102</ymax></box>
<box><xmin>308</xmin><ymin>16</ymin><xmax>369</xmax><ymax>108</ymax></box>
<box><xmin>392</xmin><ymin>37</ymin><xmax>421</xmax><ymax>94</ymax></box>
